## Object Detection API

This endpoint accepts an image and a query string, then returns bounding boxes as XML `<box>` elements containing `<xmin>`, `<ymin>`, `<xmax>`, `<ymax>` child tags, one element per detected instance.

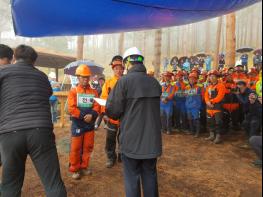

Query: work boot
<box><xmin>194</xmin><ymin>120</ymin><xmax>201</xmax><ymax>138</ymax></box>
<box><xmin>214</xmin><ymin>134</ymin><xmax>222</xmax><ymax>144</ymax></box>
<box><xmin>106</xmin><ymin>159</ymin><xmax>115</xmax><ymax>168</ymax></box>
<box><xmin>252</xmin><ymin>160</ymin><xmax>262</xmax><ymax>168</ymax></box>
<box><xmin>194</xmin><ymin>131</ymin><xmax>200</xmax><ymax>138</ymax></box>
<box><xmin>239</xmin><ymin>143</ymin><xmax>251</xmax><ymax>149</ymax></box>
<box><xmin>72</xmin><ymin>172</ymin><xmax>81</xmax><ymax>180</ymax></box>
<box><xmin>205</xmin><ymin>132</ymin><xmax>215</xmax><ymax>141</ymax></box>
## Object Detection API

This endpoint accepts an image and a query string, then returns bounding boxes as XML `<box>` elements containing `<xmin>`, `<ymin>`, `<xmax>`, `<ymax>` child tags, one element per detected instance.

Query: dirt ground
<box><xmin>19</xmin><ymin>127</ymin><xmax>262</xmax><ymax>197</ymax></box>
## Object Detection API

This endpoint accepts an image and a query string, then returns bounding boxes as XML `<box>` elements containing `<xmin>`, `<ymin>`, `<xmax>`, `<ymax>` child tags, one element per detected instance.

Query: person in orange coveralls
<box><xmin>68</xmin><ymin>64</ymin><xmax>100</xmax><ymax>180</ymax></box>
<box><xmin>222</xmin><ymin>71</ymin><xmax>240</xmax><ymax>132</ymax></box>
<box><xmin>248</xmin><ymin>67</ymin><xmax>259</xmax><ymax>91</ymax></box>
<box><xmin>161</xmin><ymin>72</ymin><xmax>177</xmax><ymax>135</ymax></box>
<box><xmin>232</xmin><ymin>62</ymin><xmax>248</xmax><ymax>85</ymax></box>
<box><xmin>205</xmin><ymin>70</ymin><xmax>226</xmax><ymax>144</ymax></box>
<box><xmin>101</xmin><ymin>55</ymin><xmax>124</xmax><ymax>168</ymax></box>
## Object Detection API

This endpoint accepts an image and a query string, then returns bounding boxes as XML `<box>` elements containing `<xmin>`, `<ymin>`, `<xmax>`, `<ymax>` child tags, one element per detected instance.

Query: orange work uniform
<box><xmin>68</xmin><ymin>84</ymin><xmax>100</xmax><ymax>173</ymax></box>
<box><xmin>205</xmin><ymin>82</ymin><xmax>226</xmax><ymax>135</ymax></box>
<box><xmin>100</xmin><ymin>76</ymin><xmax>120</xmax><ymax>125</ymax></box>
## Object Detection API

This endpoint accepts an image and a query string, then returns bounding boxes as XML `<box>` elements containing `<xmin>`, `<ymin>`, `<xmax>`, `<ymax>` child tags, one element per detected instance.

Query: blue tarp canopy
<box><xmin>11</xmin><ymin>0</ymin><xmax>261</xmax><ymax>37</ymax></box>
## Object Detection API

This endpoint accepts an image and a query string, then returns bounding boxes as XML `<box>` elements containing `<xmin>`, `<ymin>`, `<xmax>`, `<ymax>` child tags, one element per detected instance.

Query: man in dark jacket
<box><xmin>106</xmin><ymin>47</ymin><xmax>162</xmax><ymax>197</ymax></box>
<box><xmin>242</xmin><ymin>93</ymin><xmax>262</xmax><ymax>138</ymax></box>
<box><xmin>0</xmin><ymin>45</ymin><xmax>67</xmax><ymax>197</ymax></box>
<box><xmin>0</xmin><ymin>44</ymin><xmax>13</xmax><ymax>195</ymax></box>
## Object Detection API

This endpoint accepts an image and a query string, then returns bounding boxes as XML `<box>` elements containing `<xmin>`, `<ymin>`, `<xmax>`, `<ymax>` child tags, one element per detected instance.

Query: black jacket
<box><xmin>0</xmin><ymin>62</ymin><xmax>53</xmax><ymax>134</ymax></box>
<box><xmin>246</xmin><ymin>101</ymin><xmax>262</xmax><ymax>120</ymax></box>
<box><xmin>106</xmin><ymin>64</ymin><xmax>162</xmax><ymax>159</ymax></box>
<box><xmin>236</xmin><ymin>88</ymin><xmax>255</xmax><ymax>114</ymax></box>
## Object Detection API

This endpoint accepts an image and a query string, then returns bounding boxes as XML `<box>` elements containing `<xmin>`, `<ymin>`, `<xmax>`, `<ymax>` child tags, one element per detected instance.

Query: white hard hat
<box><xmin>235</xmin><ymin>60</ymin><xmax>242</xmax><ymax>67</ymax></box>
<box><xmin>123</xmin><ymin>47</ymin><xmax>144</xmax><ymax>62</ymax></box>
<box><xmin>48</xmin><ymin>72</ymin><xmax>56</xmax><ymax>79</ymax></box>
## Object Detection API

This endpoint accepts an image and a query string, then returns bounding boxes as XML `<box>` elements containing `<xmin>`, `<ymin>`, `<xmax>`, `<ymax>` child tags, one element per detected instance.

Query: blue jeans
<box><xmin>122</xmin><ymin>154</ymin><xmax>159</xmax><ymax>197</ymax></box>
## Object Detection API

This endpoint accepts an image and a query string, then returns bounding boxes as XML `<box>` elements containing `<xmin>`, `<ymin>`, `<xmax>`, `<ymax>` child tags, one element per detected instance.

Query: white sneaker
<box><xmin>72</xmin><ymin>172</ymin><xmax>81</xmax><ymax>180</ymax></box>
<box><xmin>82</xmin><ymin>168</ymin><xmax>92</xmax><ymax>176</ymax></box>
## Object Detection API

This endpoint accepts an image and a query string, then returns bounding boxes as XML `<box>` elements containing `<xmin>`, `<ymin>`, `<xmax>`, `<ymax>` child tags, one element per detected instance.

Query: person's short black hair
<box><xmin>14</xmin><ymin>45</ymin><xmax>38</xmax><ymax>64</ymax></box>
<box><xmin>111</xmin><ymin>55</ymin><xmax>123</xmax><ymax>63</ymax></box>
<box><xmin>237</xmin><ymin>81</ymin><xmax>247</xmax><ymax>86</ymax></box>
<box><xmin>0</xmin><ymin>44</ymin><xmax>13</xmax><ymax>60</ymax></box>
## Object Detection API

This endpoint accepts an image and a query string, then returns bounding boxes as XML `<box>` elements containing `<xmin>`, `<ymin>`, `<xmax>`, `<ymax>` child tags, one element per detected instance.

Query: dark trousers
<box><xmin>249</xmin><ymin>136</ymin><xmax>262</xmax><ymax>160</ymax></box>
<box><xmin>122</xmin><ymin>155</ymin><xmax>159</xmax><ymax>197</ymax></box>
<box><xmin>243</xmin><ymin>116</ymin><xmax>261</xmax><ymax>138</ymax></box>
<box><xmin>95</xmin><ymin>113</ymin><xmax>105</xmax><ymax>127</ymax></box>
<box><xmin>105</xmin><ymin>122</ymin><xmax>119</xmax><ymax>161</ymax></box>
<box><xmin>223</xmin><ymin>109</ymin><xmax>240</xmax><ymax>130</ymax></box>
<box><xmin>200</xmin><ymin>106</ymin><xmax>207</xmax><ymax>131</ymax></box>
<box><xmin>174</xmin><ymin>106</ymin><xmax>188</xmax><ymax>130</ymax></box>
<box><xmin>160</xmin><ymin>110</ymin><xmax>173</xmax><ymax>132</ymax></box>
<box><xmin>207</xmin><ymin>112</ymin><xmax>223</xmax><ymax>134</ymax></box>
<box><xmin>0</xmin><ymin>128</ymin><xmax>67</xmax><ymax>197</ymax></box>
<box><xmin>188</xmin><ymin>119</ymin><xmax>200</xmax><ymax>135</ymax></box>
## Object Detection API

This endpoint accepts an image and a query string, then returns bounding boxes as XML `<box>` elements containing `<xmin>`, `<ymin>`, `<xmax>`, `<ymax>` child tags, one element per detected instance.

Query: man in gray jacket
<box><xmin>106</xmin><ymin>47</ymin><xmax>162</xmax><ymax>197</ymax></box>
<box><xmin>0</xmin><ymin>45</ymin><xmax>67</xmax><ymax>197</ymax></box>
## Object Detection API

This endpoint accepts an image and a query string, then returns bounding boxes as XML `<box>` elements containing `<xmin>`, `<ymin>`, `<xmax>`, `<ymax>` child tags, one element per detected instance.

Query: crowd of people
<box><xmin>159</xmin><ymin>63</ymin><xmax>262</xmax><ymax>141</ymax></box>
<box><xmin>0</xmin><ymin>43</ymin><xmax>262</xmax><ymax>197</ymax></box>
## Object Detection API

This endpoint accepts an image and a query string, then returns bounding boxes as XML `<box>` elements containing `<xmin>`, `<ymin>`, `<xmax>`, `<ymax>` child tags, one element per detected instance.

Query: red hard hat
<box><xmin>201</xmin><ymin>70</ymin><xmax>208</xmax><ymax>76</ymax></box>
<box><xmin>248</xmin><ymin>67</ymin><xmax>258</xmax><ymax>75</ymax></box>
<box><xmin>189</xmin><ymin>73</ymin><xmax>198</xmax><ymax>79</ymax></box>
<box><xmin>162</xmin><ymin>71</ymin><xmax>173</xmax><ymax>78</ymax></box>
<box><xmin>208</xmin><ymin>70</ymin><xmax>220</xmax><ymax>77</ymax></box>
<box><xmin>176</xmin><ymin>70</ymin><xmax>184</xmax><ymax>77</ymax></box>
<box><xmin>191</xmin><ymin>67</ymin><xmax>199</xmax><ymax>73</ymax></box>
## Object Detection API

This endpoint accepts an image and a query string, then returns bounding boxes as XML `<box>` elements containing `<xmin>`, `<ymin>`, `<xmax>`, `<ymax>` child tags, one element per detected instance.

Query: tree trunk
<box><xmin>118</xmin><ymin>33</ymin><xmax>125</xmax><ymax>55</ymax></box>
<box><xmin>153</xmin><ymin>29</ymin><xmax>162</xmax><ymax>78</ymax></box>
<box><xmin>213</xmin><ymin>17</ymin><xmax>223</xmax><ymax>69</ymax></box>
<box><xmin>167</xmin><ymin>28</ymin><xmax>171</xmax><ymax>58</ymax></box>
<box><xmin>76</xmin><ymin>36</ymin><xmax>84</xmax><ymax>60</ymax></box>
<box><xmin>226</xmin><ymin>13</ymin><xmax>236</xmax><ymax>67</ymax></box>
<box><xmin>205</xmin><ymin>20</ymin><xmax>211</xmax><ymax>53</ymax></box>
<box><xmin>192</xmin><ymin>23</ymin><xmax>197</xmax><ymax>54</ymax></box>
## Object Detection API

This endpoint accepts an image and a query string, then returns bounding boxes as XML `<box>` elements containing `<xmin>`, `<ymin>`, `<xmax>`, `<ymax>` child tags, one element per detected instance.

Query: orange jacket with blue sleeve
<box><xmin>68</xmin><ymin>84</ymin><xmax>100</xmax><ymax>118</ymax></box>
<box><xmin>161</xmin><ymin>84</ymin><xmax>177</xmax><ymax>101</ymax></box>
<box><xmin>68</xmin><ymin>84</ymin><xmax>100</xmax><ymax>136</ymax></box>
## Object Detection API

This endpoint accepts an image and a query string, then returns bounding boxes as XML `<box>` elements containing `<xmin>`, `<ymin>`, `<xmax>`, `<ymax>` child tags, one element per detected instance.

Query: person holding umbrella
<box><xmin>68</xmin><ymin>64</ymin><xmax>100</xmax><ymax>180</ymax></box>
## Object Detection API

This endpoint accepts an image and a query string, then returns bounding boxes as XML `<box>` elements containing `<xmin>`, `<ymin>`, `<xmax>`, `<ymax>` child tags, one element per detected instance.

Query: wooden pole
<box><xmin>213</xmin><ymin>17</ymin><xmax>223</xmax><ymax>69</ymax></box>
<box><xmin>76</xmin><ymin>36</ymin><xmax>84</xmax><ymax>60</ymax></box>
<box><xmin>154</xmin><ymin>29</ymin><xmax>162</xmax><ymax>78</ymax></box>
<box><xmin>167</xmin><ymin>28</ymin><xmax>171</xmax><ymax>58</ymax></box>
<box><xmin>205</xmin><ymin>20</ymin><xmax>211</xmax><ymax>53</ymax></box>
<box><xmin>226</xmin><ymin>13</ymin><xmax>236</xmax><ymax>67</ymax></box>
